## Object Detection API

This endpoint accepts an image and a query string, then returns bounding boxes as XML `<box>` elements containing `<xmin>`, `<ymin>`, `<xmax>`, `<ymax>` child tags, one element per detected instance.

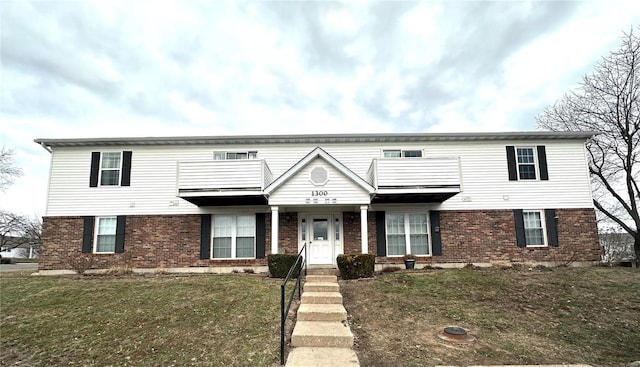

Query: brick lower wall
<box><xmin>40</xmin><ymin>214</ymin><xmax>273</xmax><ymax>271</ymax></box>
<box><xmin>40</xmin><ymin>208</ymin><xmax>600</xmax><ymax>271</ymax></box>
<box><xmin>373</xmin><ymin>208</ymin><xmax>601</xmax><ymax>264</ymax></box>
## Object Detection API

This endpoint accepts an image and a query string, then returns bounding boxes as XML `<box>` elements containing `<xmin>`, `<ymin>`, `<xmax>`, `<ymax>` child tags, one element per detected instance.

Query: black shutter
<box><xmin>514</xmin><ymin>209</ymin><xmax>526</xmax><ymax>247</ymax></box>
<box><xmin>115</xmin><ymin>216</ymin><xmax>126</xmax><ymax>253</ymax></box>
<box><xmin>545</xmin><ymin>209</ymin><xmax>559</xmax><ymax>247</ymax></box>
<box><xmin>200</xmin><ymin>214</ymin><xmax>212</xmax><ymax>260</ymax></box>
<box><xmin>376</xmin><ymin>211</ymin><xmax>386</xmax><ymax>257</ymax></box>
<box><xmin>506</xmin><ymin>146</ymin><xmax>517</xmax><ymax>181</ymax></box>
<box><xmin>121</xmin><ymin>151</ymin><xmax>132</xmax><ymax>186</ymax></box>
<box><xmin>256</xmin><ymin>213</ymin><xmax>266</xmax><ymax>259</ymax></box>
<box><xmin>537</xmin><ymin>146</ymin><xmax>548</xmax><ymax>181</ymax></box>
<box><xmin>430</xmin><ymin>211</ymin><xmax>442</xmax><ymax>256</ymax></box>
<box><xmin>90</xmin><ymin>152</ymin><xmax>100</xmax><ymax>187</ymax></box>
<box><xmin>82</xmin><ymin>216</ymin><xmax>94</xmax><ymax>253</ymax></box>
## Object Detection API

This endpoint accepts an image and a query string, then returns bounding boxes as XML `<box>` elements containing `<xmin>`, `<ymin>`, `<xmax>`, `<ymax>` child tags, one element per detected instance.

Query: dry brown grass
<box><xmin>341</xmin><ymin>266</ymin><xmax>640</xmax><ymax>367</ymax></box>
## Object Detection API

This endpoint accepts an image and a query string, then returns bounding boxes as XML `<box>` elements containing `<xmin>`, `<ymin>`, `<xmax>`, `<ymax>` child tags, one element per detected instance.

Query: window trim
<box><xmin>211</xmin><ymin>214</ymin><xmax>256</xmax><ymax>259</ymax></box>
<box><xmin>385</xmin><ymin>212</ymin><xmax>430</xmax><ymax>256</ymax></box>
<box><xmin>98</xmin><ymin>152</ymin><xmax>123</xmax><ymax>186</ymax></box>
<box><xmin>516</xmin><ymin>146</ymin><xmax>538</xmax><ymax>181</ymax></box>
<box><xmin>382</xmin><ymin>149</ymin><xmax>423</xmax><ymax>158</ymax></box>
<box><xmin>523</xmin><ymin>210</ymin><xmax>548</xmax><ymax>247</ymax></box>
<box><xmin>94</xmin><ymin>216</ymin><xmax>117</xmax><ymax>254</ymax></box>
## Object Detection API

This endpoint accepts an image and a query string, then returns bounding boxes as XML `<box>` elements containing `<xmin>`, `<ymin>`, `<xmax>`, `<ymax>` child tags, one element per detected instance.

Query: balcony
<box><xmin>177</xmin><ymin>160</ymin><xmax>273</xmax><ymax>206</ymax></box>
<box><xmin>367</xmin><ymin>157</ymin><xmax>461</xmax><ymax>203</ymax></box>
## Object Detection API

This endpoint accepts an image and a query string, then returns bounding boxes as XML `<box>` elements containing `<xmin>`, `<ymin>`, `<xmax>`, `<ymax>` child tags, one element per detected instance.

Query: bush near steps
<box><xmin>337</xmin><ymin>254</ymin><xmax>375</xmax><ymax>279</ymax></box>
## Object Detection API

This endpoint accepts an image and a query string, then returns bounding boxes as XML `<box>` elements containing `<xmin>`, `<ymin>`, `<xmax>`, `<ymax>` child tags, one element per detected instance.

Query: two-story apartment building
<box><xmin>34</xmin><ymin>132</ymin><xmax>601</xmax><ymax>274</ymax></box>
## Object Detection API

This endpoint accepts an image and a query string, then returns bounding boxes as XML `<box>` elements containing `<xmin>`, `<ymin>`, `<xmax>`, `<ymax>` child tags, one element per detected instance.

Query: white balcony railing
<box><xmin>367</xmin><ymin>157</ymin><xmax>461</xmax><ymax>193</ymax></box>
<box><xmin>177</xmin><ymin>160</ymin><xmax>273</xmax><ymax>196</ymax></box>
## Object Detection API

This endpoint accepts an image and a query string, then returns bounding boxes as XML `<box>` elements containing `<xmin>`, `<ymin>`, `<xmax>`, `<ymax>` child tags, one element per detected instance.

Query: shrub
<box><xmin>65</xmin><ymin>254</ymin><xmax>94</xmax><ymax>275</ymax></box>
<box><xmin>268</xmin><ymin>254</ymin><xmax>302</xmax><ymax>278</ymax></box>
<box><xmin>337</xmin><ymin>254</ymin><xmax>375</xmax><ymax>279</ymax></box>
<box><xmin>1</xmin><ymin>256</ymin><xmax>14</xmax><ymax>264</ymax></box>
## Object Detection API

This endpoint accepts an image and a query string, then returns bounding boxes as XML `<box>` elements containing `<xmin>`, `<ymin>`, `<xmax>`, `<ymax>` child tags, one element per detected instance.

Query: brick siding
<box><xmin>373</xmin><ymin>208</ymin><xmax>601</xmax><ymax>264</ymax></box>
<box><xmin>40</xmin><ymin>208</ymin><xmax>600</xmax><ymax>271</ymax></box>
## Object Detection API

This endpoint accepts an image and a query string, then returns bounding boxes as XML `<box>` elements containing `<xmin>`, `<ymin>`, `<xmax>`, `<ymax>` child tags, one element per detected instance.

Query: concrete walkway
<box><xmin>285</xmin><ymin>271</ymin><xmax>360</xmax><ymax>367</ymax></box>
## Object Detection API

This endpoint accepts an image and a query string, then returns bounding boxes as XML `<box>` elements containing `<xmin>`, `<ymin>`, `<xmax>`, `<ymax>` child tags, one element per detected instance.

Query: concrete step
<box><xmin>306</xmin><ymin>275</ymin><xmax>337</xmax><ymax>283</ymax></box>
<box><xmin>304</xmin><ymin>281</ymin><xmax>340</xmax><ymax>292</ymax></box>
<box><xmin>301</xmin><ymin>291</ymin><xmax>343</xmax><ymax>304</ymax></box>
<box><xmin>286</xmin><ymin>347</ymin><xmax>359</xmax><ymax>367</ymax></box>
<box><xmin>291</xmin><ymin>321</ymin><xmax>354</xmax><ymax>348</ymax></box>
<box><xmin>297</xmin><ymin>303</ymin><xmax>348</xmax><ymax>322</ymax></box>
<box><xmin>306</xmin><ymin>268</ymin><xmax>340</xmax><ymax>276</ymax></box>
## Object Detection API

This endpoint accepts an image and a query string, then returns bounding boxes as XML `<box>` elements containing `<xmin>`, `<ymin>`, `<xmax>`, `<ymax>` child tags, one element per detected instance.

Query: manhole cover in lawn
<box><xmin>437</xmin><ymin>326</ymin><xmax>476</xmax><ymax>343</ymax></box>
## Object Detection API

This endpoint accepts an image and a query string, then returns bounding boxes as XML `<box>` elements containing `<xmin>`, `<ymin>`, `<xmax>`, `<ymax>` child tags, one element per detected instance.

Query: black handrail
<box><xmin>280</xmin><ymin>243</ymin><xmax>307</xmax><ymax>365</ymax></box>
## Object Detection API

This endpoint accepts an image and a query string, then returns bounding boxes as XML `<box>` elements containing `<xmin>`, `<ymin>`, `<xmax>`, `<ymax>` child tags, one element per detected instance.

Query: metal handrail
<box><xmin>280</xmin><ymin>243</ymin><xmax>307</xmax><ymax>365</ymax></box>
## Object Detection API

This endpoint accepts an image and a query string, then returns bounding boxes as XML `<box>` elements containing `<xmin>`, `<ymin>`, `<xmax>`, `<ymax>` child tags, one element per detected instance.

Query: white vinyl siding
<box><xmin>100</xmin><ymin>152</ymin><xmax>121</xmax><ymax>186</ymax></box>
<box><xmin>94</xmin><ymin>217</ymin><xmax>117</xmax><ymax>253</ymax></box>
<box><xmin>386</xmin><ymin>213</ymin><xmax>429</xmax><ymax>256</ymax></box>
<box><xmin>268</xmin><ymin>158</ymin><xmax>371</xmax><ymax>206</ymax></box>
<box><xmin>523</xmin><ymin>210</ymin><xmax>547</xmax><ymax>247</ymax></box>
<box><xmin>212</xmin><ymin>215</ymin><xmax>255</xmax><ymax>259</ymax></box>
<box><xmin>44</xmin><ymin>140</ymin><xmax>594</xmax><ymax>216</ymax></box>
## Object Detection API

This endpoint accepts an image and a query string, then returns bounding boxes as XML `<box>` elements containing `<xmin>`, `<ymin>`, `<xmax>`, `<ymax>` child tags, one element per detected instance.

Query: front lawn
<box><xmin>1</xmin><ymin>274</ymin><xmax>284</xmax><ymax>367</ymax></box>
<box><xmin>341</xmin><ymin>266</ymin><xmax>640</xmax><ymax>367</ymax></box>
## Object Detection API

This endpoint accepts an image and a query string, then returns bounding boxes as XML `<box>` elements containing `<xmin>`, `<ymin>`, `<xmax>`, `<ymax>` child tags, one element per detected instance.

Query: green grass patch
<box><xmin>341</xmin><ymin>267</ymin><xmax>640</xmax><ymax>367</ymax></box>
<box><xmin>1</xmin><ymin>274</ymin><xmax>282</xmax><ymax>366</ymax></box>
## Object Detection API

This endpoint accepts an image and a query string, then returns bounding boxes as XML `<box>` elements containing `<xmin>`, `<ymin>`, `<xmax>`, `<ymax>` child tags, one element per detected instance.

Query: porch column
<box><xmin>360</xmin><ymin>205</ymin><xmax>368</xmax><ymax>254</ymax></box>
<box><xmin>271</xmin><ymin>206</ymin><xmax>279</xmax><ymax>254</ymax></box>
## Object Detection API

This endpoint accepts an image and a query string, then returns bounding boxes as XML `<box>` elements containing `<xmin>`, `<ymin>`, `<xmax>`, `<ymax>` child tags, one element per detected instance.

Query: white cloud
<box><xmin>1</xmin><ymin>1</ymin><xmax>640</xmax><ymax>216</ymax></box>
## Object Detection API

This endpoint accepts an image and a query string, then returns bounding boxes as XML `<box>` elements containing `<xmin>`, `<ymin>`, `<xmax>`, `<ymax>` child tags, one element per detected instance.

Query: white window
<box><xmin>516</xmin><ymin>147</ymin><xmax>537</xmax><ymax>180</ymax></box>
<box><xmin>100</xmin><ymin>152</ymin><xmax>121</xmax><ymax>186</ymax></box>
<box><xmin>383</xmin><ymin>149</ymin><xmax>422</xmax><ymax>158</ymax></box>
<box><xmin>212</xmin><ymin>215</ymin><xmax>255</xmax><ymax>258</ymax></box>
<box><xmin>95</xmin><ymin>217</ymin><xmax>117</xmax><ymax>253</ymax></box>
<box><xmin>386</xmin><ymin>213</ymin><xmax>429</xmax><ymax>256</ymax></box>
<box><xmin>213</xmin><ymin>151</ymin><xmax>258</xmax><ymax>160</ymax></box>
<box><xmin>523</xmin><ymin>211</ymin><xmax>546</xmax><ymax>246</ymax></box>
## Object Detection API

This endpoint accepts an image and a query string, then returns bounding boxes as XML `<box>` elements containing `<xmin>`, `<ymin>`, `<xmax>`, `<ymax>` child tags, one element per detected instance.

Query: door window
<box><xmin>313</xmin><ymin>219</ymin><xmax>328</xmax><ymax>240</ymax></box>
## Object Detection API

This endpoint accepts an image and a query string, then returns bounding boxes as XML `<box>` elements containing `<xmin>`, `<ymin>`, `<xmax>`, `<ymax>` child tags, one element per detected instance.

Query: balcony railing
<box><xmin>177</xmin><ymin>159</ymin><xmax>273</xmax><ymax>196</ymax></box>
<box><xmin>367</xmin><ymin>157</ymin><xmax>461</xmax><ymax>193</ymax></box>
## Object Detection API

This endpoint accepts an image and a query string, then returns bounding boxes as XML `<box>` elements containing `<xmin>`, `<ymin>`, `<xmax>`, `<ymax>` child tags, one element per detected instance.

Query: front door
<box><xmin>309</xmin><ymin>216</ymin><xmax>332</xmax><ymax>264</ymax></box>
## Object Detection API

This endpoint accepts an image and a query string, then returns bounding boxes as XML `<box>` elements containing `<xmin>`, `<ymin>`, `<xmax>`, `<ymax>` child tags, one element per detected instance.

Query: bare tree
<box><xmin>537</xmin><ymin>29</ymin><xmax>640</xmax><ymax>266</ymax></box>
<box><xmin>0</xmin><ymin>147</ymin><xmax>22</xmax><ymax>192</ymax></box>
<box><xmin>0</xmin><ymin>210</ymin><xmax>42</xmax><ymax>256</ymax></box>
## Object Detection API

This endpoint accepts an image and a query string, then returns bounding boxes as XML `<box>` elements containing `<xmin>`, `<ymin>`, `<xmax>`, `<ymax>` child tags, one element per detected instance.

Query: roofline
<box><xmin>34</xmin><ymin>131</ymin><xmax>598</xmax><ymax>149</ymax></box>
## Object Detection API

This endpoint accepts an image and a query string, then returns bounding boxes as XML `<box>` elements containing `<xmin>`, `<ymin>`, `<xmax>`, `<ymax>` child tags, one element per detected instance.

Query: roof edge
<box><xmin>34</xmin><ymin>131</ymin><xmax>598</xmax><ymax>148</ymax></box>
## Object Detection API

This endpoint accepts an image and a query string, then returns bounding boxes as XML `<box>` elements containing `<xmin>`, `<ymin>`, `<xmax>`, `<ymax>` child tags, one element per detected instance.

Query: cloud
<box><xmin>1</xmin><ymin>0</ymin><xmax>640</xmax><ymax>216</ymax></box>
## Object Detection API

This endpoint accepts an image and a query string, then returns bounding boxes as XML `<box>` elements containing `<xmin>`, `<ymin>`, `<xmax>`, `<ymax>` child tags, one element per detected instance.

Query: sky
<box><xmin>1</xmin><ymin>0</ymin><xmax>639</xmax><ymax>218</ymax></box>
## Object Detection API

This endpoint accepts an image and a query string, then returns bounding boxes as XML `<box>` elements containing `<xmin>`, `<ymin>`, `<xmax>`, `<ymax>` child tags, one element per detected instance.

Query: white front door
<box><xmin>308</xmin><ymin>216</ymin><xmax>333</xmax><ymax>264</ymax></box>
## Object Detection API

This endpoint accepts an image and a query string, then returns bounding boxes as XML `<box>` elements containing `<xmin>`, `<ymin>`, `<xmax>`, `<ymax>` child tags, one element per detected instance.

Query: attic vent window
<box><xmin>310</xmin><ymin>167</ymin><xmax>329</xmax><ymax>186</ymax></box>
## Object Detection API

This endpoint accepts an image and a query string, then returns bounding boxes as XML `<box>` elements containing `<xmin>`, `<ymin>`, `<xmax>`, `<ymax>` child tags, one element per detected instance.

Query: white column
<box><xmin>271</xmin><ymin>206</ymin><xmax>279</xmax><ymax>254</ymax></box>
<box><xmin>360</xmin><ymin>205</ymin><xmax>368</xmax><ymax>254</ymax></box>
